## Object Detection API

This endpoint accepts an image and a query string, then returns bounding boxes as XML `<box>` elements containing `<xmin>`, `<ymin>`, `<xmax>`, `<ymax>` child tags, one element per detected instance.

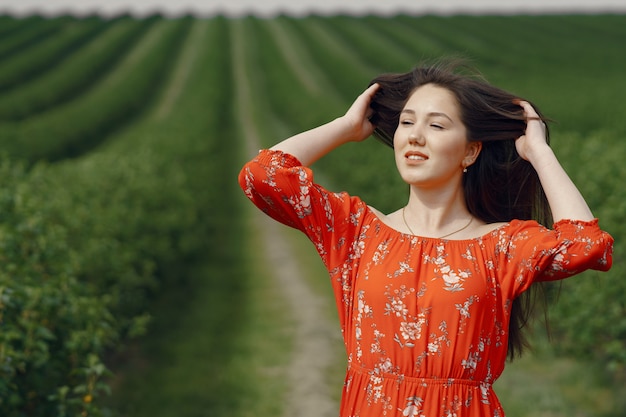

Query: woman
<box><xmin>238</xmin><ymin>61</ymin><xmax>613</xmax><ymax>416</ymax></box>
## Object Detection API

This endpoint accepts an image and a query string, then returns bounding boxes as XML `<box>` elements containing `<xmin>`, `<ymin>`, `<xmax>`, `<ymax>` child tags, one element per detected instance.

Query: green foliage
<box><xmin>279</xmin><ymin>16</ymin><xmax>374</xmax><ymax>99</ymax></box>
<box><xmin>322</xmin><ymin>16</ymin><xmax>413</xmax><ymax>72</ymax></box>
<box><xmin>0</xmin><ymin>14</ymin><xmax>205</xmax><ymax>417</ymax></box>
<box><xmin>0</xmin><ymin>16</ymin><xmax>33</xmax><ymax>38</ymax></box>
<box><xmin>0</xmin><ymin>16</ymin><xmax>156</xmax><ymax>121</ymax></box>
<box><xmin>546</xmin><ymin>130</ymin><xmax>626</xmax><ymax>377</ymax></box>
<box><xmin>0</xmin><ymin>17</ymin><xmax>110</xmax><ymax>91</ymax></box>
<box><xmin>0</xmin><ymin>158</ymin><xmax>118</xmax><ymax>416</ymax></box>
<box><xmin>0</xmin><ymin>16</ymin><xmax>70</xmax><ymax>67</ymax></box>
<box><xmin>240</xmin><ymin>17</ymin><xmax>342</xmax><ymax>139</ymax></box>
<box><xmin>0</xmin><ymin>16</ymin><xmax>192</xmax><ymax>163</ymax></box>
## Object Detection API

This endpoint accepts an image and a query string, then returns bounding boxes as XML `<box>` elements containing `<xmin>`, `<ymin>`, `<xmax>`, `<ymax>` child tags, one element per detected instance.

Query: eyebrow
<box><xmin>400</xmin><ymin>109</ymin><xmax>454</xmax><ymax>123</ymax></box>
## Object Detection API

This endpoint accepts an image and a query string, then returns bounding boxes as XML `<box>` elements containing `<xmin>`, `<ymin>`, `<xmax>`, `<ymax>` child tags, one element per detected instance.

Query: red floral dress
<box><xmin>239</xmin><ymin>149</ymin><xmax>614</xmax><ymax>417</ymax></box>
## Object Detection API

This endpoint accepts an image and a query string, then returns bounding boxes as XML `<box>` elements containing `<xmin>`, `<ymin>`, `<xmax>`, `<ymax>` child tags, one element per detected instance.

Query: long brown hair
<box><xmin>368</xmin><ymin>59</ymin><xmax>552</xmax><ymax>360</ymax></box>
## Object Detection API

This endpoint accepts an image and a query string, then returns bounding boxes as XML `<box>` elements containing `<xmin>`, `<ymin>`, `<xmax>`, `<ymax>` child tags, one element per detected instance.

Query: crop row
<box><xmin>0</xmin><ymin>16</ymin><xmax>72</xmax><ymax>62</ymax></box>
<box><xmin>0</xmin><ymin>16</ymin><xmax>191</xmax><ymax>163</ymax></box>
<box><xmin>0</xmin><ymin>16</ymin><xmax>156</xmax><ymax>121</ymax></box>
<box><xmin>0</xmin><ymin>17</ymin><xmax>112</xmax><ymax>91</ymax></box>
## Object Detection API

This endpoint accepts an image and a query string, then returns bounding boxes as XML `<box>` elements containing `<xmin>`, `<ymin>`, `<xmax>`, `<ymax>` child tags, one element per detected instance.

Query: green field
<box><xmin>0</xmin><ymin>13</ymin><xmax>624</xmax><ymax>417</ymax></box>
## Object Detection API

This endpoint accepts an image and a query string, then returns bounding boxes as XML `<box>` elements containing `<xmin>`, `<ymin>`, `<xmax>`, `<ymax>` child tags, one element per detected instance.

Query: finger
<box><xmin>518</xmin><ymin>100</ymin><xmax>545</xmax><ymax>126</ymax></box>
<box><xmin>518</xmin><ymin>100</ymin><xmax>537</xmax><ymax>117</ymax></box>
<box><xmin>361</xmin><ymin>84</ymin><xmax>380</xmax><ymax>117</ymax></box>
<box><xmin>364</xmin><ymin>82</ymin><xmax>380</xmax><ymax>97</ymax></box>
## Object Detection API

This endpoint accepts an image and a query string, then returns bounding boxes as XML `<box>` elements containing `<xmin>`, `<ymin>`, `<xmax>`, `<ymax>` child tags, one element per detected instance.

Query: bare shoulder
<box><xmin>475</xmin><ymin>221</ymin><xmax>508</xmax><ymax>235</ymax></box>
<box><xmin>368</xmin><ymin>205</ymin><xmax>404</xmax><ymax>229</ymax></box>
<box><xmin>367</xmin><ymin>205</ymin><xmax>386</xmax><ymax>218</ymax></box>
<box><xmin>453</xmin><ymin>220</ymin><xmax>509</xmax><ymax>240</ymax></box>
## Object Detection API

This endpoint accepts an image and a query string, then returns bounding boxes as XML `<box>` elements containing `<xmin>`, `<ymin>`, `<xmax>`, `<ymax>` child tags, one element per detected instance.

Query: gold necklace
<box><xmin>402</xmin><ymin>207</ymin><xmax>473</xmax><ymax>239</ymax></box>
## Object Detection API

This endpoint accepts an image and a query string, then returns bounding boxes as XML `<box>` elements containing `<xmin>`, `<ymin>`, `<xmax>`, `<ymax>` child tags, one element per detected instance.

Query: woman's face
<box><xmin>393</xmin><ymin>83</ymin><xmax>480</xmax><ymax>189</ymax></box>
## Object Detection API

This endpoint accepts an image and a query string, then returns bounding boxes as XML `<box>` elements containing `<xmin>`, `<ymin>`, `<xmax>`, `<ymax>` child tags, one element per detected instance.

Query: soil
<box><xmin>232</xmin><ymin>19</ymin><xmax>340</xmax><ymax>417</ymax></box>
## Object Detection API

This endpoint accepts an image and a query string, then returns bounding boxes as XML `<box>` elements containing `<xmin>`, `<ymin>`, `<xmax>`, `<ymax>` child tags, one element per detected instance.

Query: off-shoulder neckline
<box><xmin>366</xmin><ymin>206</ymin><xmax>512</xmax><ymax>243</ymax></box>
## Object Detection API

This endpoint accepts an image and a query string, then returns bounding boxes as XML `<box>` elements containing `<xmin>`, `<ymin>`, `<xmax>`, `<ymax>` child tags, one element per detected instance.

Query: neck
<box><xmin>406</xmin><ymin>187</ymin><xmax>470</xmax><ymax>223</ymax></box>
<box><xmin>403</xmin><ymin>185</ymin><xmax>472</xmax><ymax>234</ymax></box>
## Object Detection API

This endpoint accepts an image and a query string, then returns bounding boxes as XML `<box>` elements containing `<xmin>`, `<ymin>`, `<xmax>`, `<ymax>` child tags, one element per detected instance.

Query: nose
<box><xmin>408</xmin><ymin>130</ymin><xmax>425</xmax><ymax>145</ymax></box>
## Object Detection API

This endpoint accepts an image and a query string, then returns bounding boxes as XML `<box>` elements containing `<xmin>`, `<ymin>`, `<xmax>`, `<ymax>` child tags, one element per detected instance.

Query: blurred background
<box><xmin>0</xmin><ymin>1</ymin><xmax>624</xmax><ymax>417</ymax></box>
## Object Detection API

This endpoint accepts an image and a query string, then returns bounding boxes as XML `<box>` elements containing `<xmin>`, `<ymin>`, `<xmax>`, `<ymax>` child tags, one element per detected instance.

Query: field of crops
<box><xmin>0</xmin><ymin>12</ymin><xmax>624</xmax><ymax>417</ymax></box>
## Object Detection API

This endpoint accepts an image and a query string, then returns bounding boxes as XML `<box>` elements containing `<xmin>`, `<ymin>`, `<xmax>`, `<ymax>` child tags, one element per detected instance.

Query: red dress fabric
<box><xmin>239</xmin><ymin>149</ymin><xmax>614</xmax><ymax>417</ymax></box>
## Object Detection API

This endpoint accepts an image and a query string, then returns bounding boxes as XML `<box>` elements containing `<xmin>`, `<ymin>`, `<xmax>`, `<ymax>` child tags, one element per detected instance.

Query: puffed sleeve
<box><xmin>238</xmin><ymin>149</ymin><xmax>366</xmax><ymax>268</ymax></box>
<box><xmin>498</xmin><ymin>219</ymin><xmax>613</xmax><ymax>299</ymax></box>
<box><xmin>537</xmin><ymin>219</ymin><xmax>613</xmax><ymax>279</ymax></box>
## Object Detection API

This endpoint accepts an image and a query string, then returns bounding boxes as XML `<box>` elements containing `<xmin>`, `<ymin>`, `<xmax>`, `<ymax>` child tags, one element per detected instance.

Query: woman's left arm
<box><xmin>515</xmin><ymin>101</ymin><xmax>594</xmax><ymax>222</ymax></box>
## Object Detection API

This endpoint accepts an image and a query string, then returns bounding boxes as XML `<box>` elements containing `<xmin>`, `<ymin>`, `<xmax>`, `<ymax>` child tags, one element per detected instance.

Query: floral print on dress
<box><xmin>402</xmin><ymin>396</ymin><xmax>425</xmax><ymax>416</ymax></box>
<box><xmin>239</xmin><ymin>149</ymin><xmax>614</xmax><ymax>417</ymax></box>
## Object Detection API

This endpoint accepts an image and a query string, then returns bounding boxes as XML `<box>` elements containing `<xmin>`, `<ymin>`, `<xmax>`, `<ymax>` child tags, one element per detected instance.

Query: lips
<box><xmin>405</xmin><ymin>151</ymin><xmax>428</xmax><ymax>161</ymax></box>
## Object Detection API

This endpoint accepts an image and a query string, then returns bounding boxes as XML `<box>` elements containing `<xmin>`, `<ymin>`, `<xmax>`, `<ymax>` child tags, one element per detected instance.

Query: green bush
<box><xmin>0</xmin><ymin>15</ymin><xmax>234</xmax><ymax>416</ymax></box>
<box><xmin>0</xmin><ymin>129</ymin><xmax>204</xmax><ymax>416</ymax></box>
<box><xmin>0</xmin><ymin>158</ymin><xmax>116</xmax><ymax>416</ymax></box>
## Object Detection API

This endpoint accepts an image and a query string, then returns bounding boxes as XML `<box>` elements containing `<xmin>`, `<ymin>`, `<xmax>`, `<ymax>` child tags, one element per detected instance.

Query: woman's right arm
<box><xmin>270</xmin><ymin>83</ymin><xmax>380</xmax><ymax>166</ymax></box>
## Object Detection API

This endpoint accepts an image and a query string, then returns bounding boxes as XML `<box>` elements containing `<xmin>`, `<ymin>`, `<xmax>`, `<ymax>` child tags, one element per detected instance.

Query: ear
<box><xmin>463</xmin><ymin>141</ymin><xmax>482</xmax><ymax>168</ymax></box>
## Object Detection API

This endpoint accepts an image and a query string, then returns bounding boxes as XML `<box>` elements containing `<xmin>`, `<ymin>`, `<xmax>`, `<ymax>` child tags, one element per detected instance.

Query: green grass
<box><xmin>106</xmin><ymin>227</ymin><xmax>293</xmax><ymax>417</ymax></box>
<box><xmin>496</xmin><ymin>330</ymin><xmax>624</xmax><ymax>417</ymax></box>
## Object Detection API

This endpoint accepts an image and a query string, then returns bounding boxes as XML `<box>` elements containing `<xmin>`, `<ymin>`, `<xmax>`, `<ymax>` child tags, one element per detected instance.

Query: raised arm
<box><xmin>270</xmin><ymin>83</ymin><xmax>380</xmax><ymax>166</ymax></box>
<box><xmin>515</xmin><ymin>101</ymin><xmax>594</xmax><ymax>222</ymax></box>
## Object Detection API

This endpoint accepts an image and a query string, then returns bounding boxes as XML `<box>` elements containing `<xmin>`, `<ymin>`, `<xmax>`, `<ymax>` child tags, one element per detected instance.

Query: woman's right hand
<box><xmin>340</xmin><ymin>83</ymin><xmax>381</xmax><ymax>142</ymax></box>
<box><xmin>269</xmin><ymin>83</ymin><xmax>381</xmax><ymax>166</ymax></box>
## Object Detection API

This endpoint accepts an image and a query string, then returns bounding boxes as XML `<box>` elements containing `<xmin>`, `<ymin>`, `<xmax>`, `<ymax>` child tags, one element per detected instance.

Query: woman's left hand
<box><xmin>515</xmin><ymin>100</ymin><xmax>549</xmax><ymax>162</ymax></box>
<box><xmin>514</xmin><ymin>102</ymin><xmax>595</xmax><ymax>221</ymax></box>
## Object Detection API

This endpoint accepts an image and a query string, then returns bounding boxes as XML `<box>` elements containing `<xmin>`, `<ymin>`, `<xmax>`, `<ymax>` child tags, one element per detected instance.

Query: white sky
<box><xmin>1</xmin><ymin>0</ymin><xmax>626</xmax><ymax>17</ymax></box>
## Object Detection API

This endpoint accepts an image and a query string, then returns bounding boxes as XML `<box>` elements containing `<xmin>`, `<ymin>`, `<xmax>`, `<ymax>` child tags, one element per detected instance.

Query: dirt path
<box><xmin>154</xmin><ymin>20</ymin><xmax>209</xmax><ymax>120</ymax></box>
<box><xmin>264</xmin><ymin>19</ymin><xmax>321</xmax><ymax>96</ymax></box>
<box><xmin>264</xmin><ymin>18</ymin><xmax>346</xmax><ymax>108</ymax></box>
<box><xmin>231</xmin><ymin>19</ymin><xmax>339</xmax><ymax>417</ymax></box>
<box><xmin>153</xmin><ymin>20</ymin><xmax>207</xmax><ymax>120</ymax></box>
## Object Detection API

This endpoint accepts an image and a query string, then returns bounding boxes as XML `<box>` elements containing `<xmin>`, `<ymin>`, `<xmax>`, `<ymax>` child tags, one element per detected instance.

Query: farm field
<box><xmin>0</xmin><ymin>12</ymin><xmax>624</xmax><ymax>417</ymax></box>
